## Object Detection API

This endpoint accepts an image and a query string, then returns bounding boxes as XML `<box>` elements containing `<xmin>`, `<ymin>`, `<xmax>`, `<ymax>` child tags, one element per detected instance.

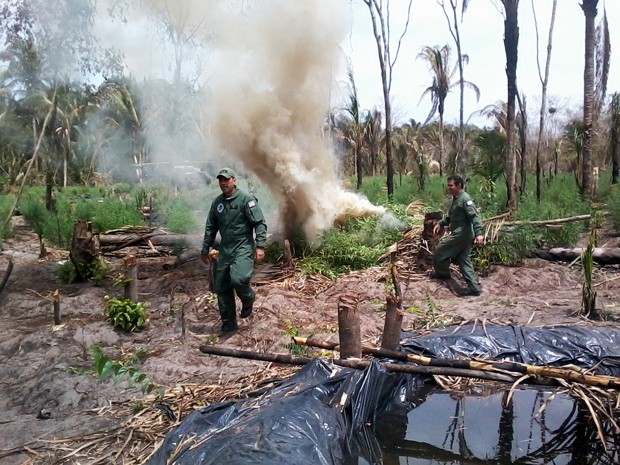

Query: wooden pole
<box><xmin>337</xmin><ymin>294</ymin><xmax>361</xmax><ymax>359</ymax></box>
<box><xmin>52</xmin><ymin>290</ymin><xmax>61</xmax><ymax>325</ymax></box>
<box><xmin>198</xmin><ymin>345</ymin><xmax>518</xmax><ymax>382</ymax></box>
<box><xmin>208</xmin><ymin>258</ymin><xmax>216</xmax><ymax>292</ymax></box>
<box><xmin>292</xmin><ymin>337</ymin><xmax>620</xmax><ymax>390</ymax></box>
<box><xmin>124</xmin><ymin>255</ymin><xmax>138</xmax><ymax>302</ymax></box>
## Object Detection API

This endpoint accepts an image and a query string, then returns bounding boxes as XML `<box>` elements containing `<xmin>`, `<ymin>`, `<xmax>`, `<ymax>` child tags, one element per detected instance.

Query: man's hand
<box><xmin>474</xmin><ymin>235</ymin><xmax>484</xmax><ymax>245</ymax></box>
<box><xmin>255</xmin><ymin>248</ymin><xmax>265</xmax><ymax>263</ymax></box>
<box><xmin>201</xmin><ymin>248</ymin><xmax>218</xmax><ymax>264</ymax></box>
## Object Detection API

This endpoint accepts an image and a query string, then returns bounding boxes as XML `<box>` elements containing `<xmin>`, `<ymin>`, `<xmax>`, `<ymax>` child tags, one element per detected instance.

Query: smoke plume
<box><xmin>203</xmin><ymin>0</ymin><xmax>385</xmax><ymax>241</ymax></box>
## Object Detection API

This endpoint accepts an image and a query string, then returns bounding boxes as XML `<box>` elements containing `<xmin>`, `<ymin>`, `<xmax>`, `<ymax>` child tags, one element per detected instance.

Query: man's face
<box><xmin>447</xmin><ymin>180</ymin><xmax>461</xmax><ymax>196</ymax></box>
<box><xmin>218</xmin><ymin>176</ymin><xmax>236</xmax><ymax>197</ymax></box>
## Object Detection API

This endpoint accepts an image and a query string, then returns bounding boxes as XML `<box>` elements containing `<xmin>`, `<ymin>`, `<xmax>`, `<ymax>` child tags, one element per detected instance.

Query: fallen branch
<box><xmin>501</xmin><ymin>214</ymin><xmax>591</xmax><ymax>226</ymax></box>
<box><xmin>292</xmin><ymin>337</ymin><xmax>620</xmax><ymax>390</ymax></box>
<box><xmin>198</xmin><ymin>344</ymin><xmax>519</xmax><ymax>383</ymax></box>
<box><xmin>533</xmin><ymin>247</ymin><xmax>620</xmax><ymax>265</ymax></box>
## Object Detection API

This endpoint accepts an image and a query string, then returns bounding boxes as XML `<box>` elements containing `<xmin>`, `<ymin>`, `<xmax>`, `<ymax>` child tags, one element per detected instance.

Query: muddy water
<box><xmin>346</xmin><ymin>387</ymin><xmax>619</xmax><ymax>464</ymax></box>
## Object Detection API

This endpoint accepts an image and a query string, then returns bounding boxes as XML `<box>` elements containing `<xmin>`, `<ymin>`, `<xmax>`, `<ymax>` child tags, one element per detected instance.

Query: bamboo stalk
<box><xmin>198</xmin><ymin>345</ymin><xmax>518</xmax><ymax>382</ymax></box>
<box><xmin>292</xmin><ymin>337</ymin><xmax>620</xmax><ymax>390</ymax></box>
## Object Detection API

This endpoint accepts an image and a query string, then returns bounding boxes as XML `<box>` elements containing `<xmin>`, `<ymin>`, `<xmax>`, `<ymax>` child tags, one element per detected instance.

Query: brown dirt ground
<box><xmin>1</xmin><ymin>216</ymin><xmax>619</xmax><ymax>464</ymax></box>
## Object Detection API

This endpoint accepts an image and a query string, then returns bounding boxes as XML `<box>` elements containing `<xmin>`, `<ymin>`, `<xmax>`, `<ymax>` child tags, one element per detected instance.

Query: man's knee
<box><xmin>231</xmin><ymin>273</ymin><xmax>251</xmax><ymax>288</ymax></box>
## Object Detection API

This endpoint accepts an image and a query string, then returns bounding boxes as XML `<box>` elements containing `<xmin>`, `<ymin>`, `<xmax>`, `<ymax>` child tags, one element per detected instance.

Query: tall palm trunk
<box><xmin>581</xmin><ymin>0</ymin><xmax>598</xmax><ymax>199</ymax></box>
<box><xmin>439</xmin><ymin>112</ymin><xmax>445</xmax><ymax>177</ymax></box>
<box><xmin>502</xmin><ymin>0</ymin><xmax>520</xmax><ymax>211</ymax></box>
<box><xmin>449</xmin><ymin>4</ymin><xmax>467</xmax><ymax>176</ymax></box>
<box><xmin>610</xmin><ymin>93</ymin><xmax>620</xmax><ymax>185</ymax></box>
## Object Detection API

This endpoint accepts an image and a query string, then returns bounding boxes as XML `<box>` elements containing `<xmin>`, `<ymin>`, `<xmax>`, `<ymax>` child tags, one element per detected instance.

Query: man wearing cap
<box><xmin>201</xmin><ymin>168</ymin><xmax>267</xmax><ymax>333</ymax></box>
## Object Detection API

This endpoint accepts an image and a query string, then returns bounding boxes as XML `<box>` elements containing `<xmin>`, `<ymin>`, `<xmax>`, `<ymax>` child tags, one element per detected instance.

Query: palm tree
<box><xmin>363</xmin><ymin>108</ymin><xmax>383</xmax><ymax>176</ymax></box>
<box><xmin>580</xmin><ymin>0</ymin><xmax>598</xmax><ymax>199</ymax></box>
<box><xmin>344</xmin><ymin>69</ymin><xmax>366</xmax><ymax>189</ymax></box>
<box><xmin>609</xmin><ymin>92</ymin><xmax>620</xmax><ymax>184</ymax></box>
<box><xmin>501</xmin><ymin>0</ymin><xmax>520</xmax><ymax>211</ymax></box>
<box><xmin>418</xmin><ymin>44</ymin><xmax>479</xmax><ymax>177</ymax></box>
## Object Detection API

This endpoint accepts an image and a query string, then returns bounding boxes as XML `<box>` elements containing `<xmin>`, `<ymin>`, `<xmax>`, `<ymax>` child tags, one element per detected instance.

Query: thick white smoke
<box><xmin>203</xmin><ymin>0</ymin><xmax>385</xmax><ymax>241</ymax></box>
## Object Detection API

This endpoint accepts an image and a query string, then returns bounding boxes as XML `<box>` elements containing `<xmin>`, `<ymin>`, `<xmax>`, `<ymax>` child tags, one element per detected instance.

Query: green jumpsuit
<box><xmin>433</xmin><ymin>191</ymin><xmax>483</xmax><ymax>293</ymax></box>
<box><xmin>201</xmin><ymin>189</ymin><xmax>267</xmax><ymax>327</ymax></box>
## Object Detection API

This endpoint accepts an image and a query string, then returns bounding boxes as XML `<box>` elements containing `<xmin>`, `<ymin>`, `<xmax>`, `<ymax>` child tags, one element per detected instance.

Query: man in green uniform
<box><xmin>432</xmin><ymin>175</ymin><xmax>484</xmax><ymax>297</ymax></box>
<box><xmin>201</xmin><ymin>168</ymin><xmax>267</xmax><ymax>332</ymax></box>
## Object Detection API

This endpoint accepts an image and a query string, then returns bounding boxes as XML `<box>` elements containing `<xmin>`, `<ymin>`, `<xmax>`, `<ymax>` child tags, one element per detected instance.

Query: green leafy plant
<box><xmin>92</xmin><ymin>345</ymin><xmax>160</xmax><ymax>395</ymax></box>
<box><xmin>104</xmin><ymin>296</ymin><xmax>148</xmax><ymax>332</ymax></box>
<box><xmin>85</xmin><ymin>257</ymin><xmax>108</xmax><ymax>286</ymax></box>
<box><xmin>58</xmin><ymin>261</ymin><xmax>77</xmax><ymax>284</ymax></box>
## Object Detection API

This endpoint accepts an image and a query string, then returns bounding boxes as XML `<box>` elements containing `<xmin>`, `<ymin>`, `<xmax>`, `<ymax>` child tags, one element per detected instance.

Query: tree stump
<box><xmin>417</xmin><ymin>211</ymin><xmax>444</xmax><ymax>270</ymax></box>
<box><xmin>124</xmin><ymin>255</ymin><xmax>139</xmax><ymax>302</ymax></box>
<box><xmin>283</xmin><ymin>239</ymin><xmax>294</xmax><ymax>268</ymax></box>
<box><xmin>70</xmin><ymin>221</ymin><xmax>99</xmax><ymax>282</ymax></box>
<box><xmin>337</xmin><ymin>294</ymin><xmax>361</xmax><ymax>359</ymax></box>
<box><xmin>381</xmin><ymin>295</ymin><xmax>403</xmax><ymax>351</ymax></box>
<box><xmin>52</xmin><ymin>290</ymin><xmax>61</xmax><ymax>325</ymax></box>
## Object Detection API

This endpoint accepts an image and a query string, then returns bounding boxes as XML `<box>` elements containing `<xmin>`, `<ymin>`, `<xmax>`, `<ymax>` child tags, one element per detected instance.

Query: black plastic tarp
<box><xmin>146</xmin><ymin>323</ymin><xmax>620</xmax><ymax>465</ymax></box>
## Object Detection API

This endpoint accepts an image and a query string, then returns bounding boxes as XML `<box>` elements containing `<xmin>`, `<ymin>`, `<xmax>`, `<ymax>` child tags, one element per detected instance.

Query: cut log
<box><xmin>533</xmin><ymin>247</ymin><xmax>620</xmax><ymax>265</ymax></box>
<box><xmin>99</xmin><ymin>231</ymin><xmax>202</xmax><ymax>250</ymax></box>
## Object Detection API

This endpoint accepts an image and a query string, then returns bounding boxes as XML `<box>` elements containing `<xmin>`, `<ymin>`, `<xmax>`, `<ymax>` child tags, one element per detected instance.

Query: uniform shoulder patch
<box><xmin>247</xmin><ymin>200</ymin><xmax>256</xmax><ymax>208</ymax></box>
<box><xmin>466</xmin><ymin>200</ymin><xmax>475</xmax><ymax>206</ymax></box>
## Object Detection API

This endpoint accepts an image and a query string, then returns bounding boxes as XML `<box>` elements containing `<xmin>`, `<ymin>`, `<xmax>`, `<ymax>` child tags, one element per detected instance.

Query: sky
<box><xmin>342</xmin><ymin>0</ymin><xmax>619</xmax><ymax>128</ymax></box>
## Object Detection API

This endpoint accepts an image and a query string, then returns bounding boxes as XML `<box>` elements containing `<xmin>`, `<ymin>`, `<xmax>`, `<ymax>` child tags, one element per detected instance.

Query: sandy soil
<box><xmin>0</xmin><ymin>216</ymin><xmax>619</xmax><ymax>464</ymax></box>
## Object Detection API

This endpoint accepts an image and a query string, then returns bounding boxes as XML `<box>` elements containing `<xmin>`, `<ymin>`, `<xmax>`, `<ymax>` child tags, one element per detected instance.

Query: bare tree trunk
<box><xmin>363</xmin><ymin>0</ymin><xmax>413</xmax><ymax>198</ymax></box>
<box><xmin>503</xmin><ymin>0</ymin><xmax>520</xmax><ymax>211</ymax></box>
<box><xmin>580</xmin><ymin>0</ymin><xmax>599</xmax><ymax>199</ymax></box>
<box><xmin>534</xmin><ymin>0</ymin><xmax>558</xmax><ymax>201</ymax></box>
<box><xmin>451</xmin><ymin>2</ymin><xmax>467</xmax><ymax>176</ymax></box>
<box><xmin>517</xmin><ymin>93</ymin><xmax>527</xmax><ymax>194</ymax></box>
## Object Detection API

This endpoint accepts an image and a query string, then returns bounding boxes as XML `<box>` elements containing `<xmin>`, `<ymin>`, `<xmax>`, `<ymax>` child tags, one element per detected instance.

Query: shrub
<box><xmin>104</xmin><ymin>296</ymin><xmax>148</xmax><ymax>332</ymax></box>
<box><xmin>58</xmin><ymin>261</ymin><xmax>77</xmax><ymax>284</ymax></box>
<box><xmin>159</xmin><ymin>196</ymin><xmax>198</xmax><ymax>234</ymax></box>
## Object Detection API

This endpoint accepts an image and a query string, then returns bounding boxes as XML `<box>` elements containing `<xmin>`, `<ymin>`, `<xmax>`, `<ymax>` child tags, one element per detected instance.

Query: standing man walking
<box><xmin>201</xmin><ymin>168</ymin><xmax>267</xmax><ymax>332</ymax></box>
<box><xmin>431</xmin><ymin>175</ymin><xmax>484</xmax><ymax>296</ymax></box>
